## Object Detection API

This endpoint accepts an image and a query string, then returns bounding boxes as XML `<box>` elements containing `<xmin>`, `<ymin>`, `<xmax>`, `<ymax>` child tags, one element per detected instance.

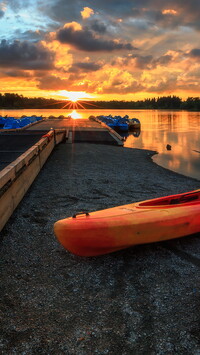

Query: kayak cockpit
<box><xmin>138</xmin><ymin>190</ymin><xmax>200</xmax><ymax>207</ymax></box>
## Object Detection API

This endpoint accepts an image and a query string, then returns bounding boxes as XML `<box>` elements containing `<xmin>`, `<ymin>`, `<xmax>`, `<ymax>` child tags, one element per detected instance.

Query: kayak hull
<box><xmin>54</xmin><ymin>189</ymin><xmax>200</xmax><ymax>256</ymax></box>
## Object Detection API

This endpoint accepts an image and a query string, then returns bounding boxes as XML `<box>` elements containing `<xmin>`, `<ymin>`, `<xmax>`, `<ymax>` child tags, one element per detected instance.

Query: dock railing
<box><xmin>0</xmin><ymin>129</ymin><xmax>66</xmax><ymax>232</ymax></box>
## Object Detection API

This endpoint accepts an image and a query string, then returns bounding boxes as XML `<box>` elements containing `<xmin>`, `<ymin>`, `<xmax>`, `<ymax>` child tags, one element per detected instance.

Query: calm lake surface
<box><xmin>1</xmin><ymin>108</ymin><xmax>200</xmax><ymax>181</ymax></box>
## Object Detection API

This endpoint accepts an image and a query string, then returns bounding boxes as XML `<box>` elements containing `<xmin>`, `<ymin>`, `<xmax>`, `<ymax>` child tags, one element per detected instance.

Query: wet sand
<box><xmin>0</xmin><ymin>142</ymin><xmax>200</xmax><ymax>354</ymax></box>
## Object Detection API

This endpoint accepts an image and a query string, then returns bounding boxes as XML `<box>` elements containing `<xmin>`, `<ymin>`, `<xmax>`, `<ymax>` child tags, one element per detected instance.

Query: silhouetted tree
<box><xmin>0</xmin><ymin>93</ymin><xmax>199</xmax><ymax>110</ymax></box>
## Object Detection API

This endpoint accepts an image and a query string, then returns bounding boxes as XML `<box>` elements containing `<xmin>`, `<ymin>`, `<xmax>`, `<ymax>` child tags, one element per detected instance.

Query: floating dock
<box><xmin>0</xmin><ymin>117</ymin><xmax>123</xmax><ymax>231</ymax></box>
<box><xmin>27</xmin><ymin>117</ymin><xmax>124</xmax><ymax>145</ymax></box>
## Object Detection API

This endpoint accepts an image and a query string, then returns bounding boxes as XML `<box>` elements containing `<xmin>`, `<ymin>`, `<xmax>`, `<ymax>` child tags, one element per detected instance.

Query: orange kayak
<box><xmin>54</xmin><ymin>189</ymin><xmax>200</xmax><ymax>257</ymax></box>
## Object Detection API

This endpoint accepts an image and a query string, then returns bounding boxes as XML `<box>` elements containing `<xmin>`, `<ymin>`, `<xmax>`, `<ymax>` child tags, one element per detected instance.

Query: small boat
<box><xmin>116</xmin><ymin>118</ymin><xmax>129</xmax><ymax>132</ymax></box>
<box><xmin>127</xmin><ymin>118</ymin><xmax>141</xmax><ymax>130</ymax></box>
<box><xmin>54</xmin><ymin>189</ymin><xmax>200</xmax><ymax>257</ymax></box>
<box><xmin>96</xmin><ymin>115</ymin><xmax>129</xmax><ymax>131</ymax></box>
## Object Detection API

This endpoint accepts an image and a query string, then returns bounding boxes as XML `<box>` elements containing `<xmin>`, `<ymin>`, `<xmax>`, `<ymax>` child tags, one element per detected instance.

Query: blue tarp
<box><xmin>3</xmin><ymin>119</ymin><xmax>21</xmax><ymax>129</ymax></box>
<box><xmin>18</xmin><ymin>118</ymin><xmax>31</xmax><ymax>127</ymax></box>
<box><xmin>1</xmin><ymin>115</ymin><xmax>43</xmax><ymax>129</ymax></box>
<box><xmin>97</xmin><ymin>115</ymin><xmax>129</xmax><ymax>131</ymax></box>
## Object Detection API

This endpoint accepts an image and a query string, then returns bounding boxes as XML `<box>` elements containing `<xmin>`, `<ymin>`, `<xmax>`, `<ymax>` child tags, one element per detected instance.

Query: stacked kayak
<box><xmin>95</xmin><ymin>115</ymin><xmax>141</xmax><ymax>132</ymax></box>
<box><xmin>127</xmin><ymin>118</ymin><xmax>141</xmax><ymax>130</ymax></box>
<box><xmin>96</xmin><ymin>115</ymin><xmax>129</xmax><ymax>132</ymax></box>
<box><xmin>54</xmin><ymin>189</ymin><xmax>200</xmax><ymax>257</ymax></box>
<box><xmin>0</xmin><ymin>115</ymin><xmax>43</xmax><ymax>129</ymax></box>
<box><xmin>3</xmin><ymin>117</ymin><xmax>20</xmax><ymax>129</ymax></box>
<box><xmin>0</xmin><ymin>117</ymin><xmax>8</xmax><ymax>128</ymax></box>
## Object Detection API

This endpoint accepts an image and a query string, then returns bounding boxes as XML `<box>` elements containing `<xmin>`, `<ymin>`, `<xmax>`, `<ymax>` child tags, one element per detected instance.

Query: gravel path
<box><xmin>0</xmin><ymin>143</ymin><xmax>200</xmax><ymax>355</ymax></box>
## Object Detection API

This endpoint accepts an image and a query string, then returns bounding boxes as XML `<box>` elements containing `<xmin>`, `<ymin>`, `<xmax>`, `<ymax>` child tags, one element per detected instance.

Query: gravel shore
<box><xmin>0</xmin><ymin>142</ymin><xmax>200</xmax><ymax>354</ymax></box>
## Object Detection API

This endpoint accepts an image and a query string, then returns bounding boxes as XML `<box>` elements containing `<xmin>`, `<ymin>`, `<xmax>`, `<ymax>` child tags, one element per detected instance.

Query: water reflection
<box><xmin>132</xmin><ymin>129</ymin><xmax>141</xmax><ymax>138</ymax></box>
<box><xmin>154</xmin><ymin>150</ymin><xmax>200</xmax><ymax>181</ymax></box>
<box><xmin>124</xmin><ymin>110</ymin><xmax>200</xmax><ymax>180</ymax></box>
<box><xmin>1</xmin><ymin>108</ymin><xmax>199</xmax><ymax>180</ymax></box>
<box><xmin>69</xmin><ymin>110</ymin><xmax>82</xmax><ymax>119</ymax></box>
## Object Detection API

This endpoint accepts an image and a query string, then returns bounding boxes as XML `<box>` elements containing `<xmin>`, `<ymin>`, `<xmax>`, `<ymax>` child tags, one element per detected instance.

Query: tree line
<box><xmin>0</xmin><ymin>93</ymin><xmax>200</xmax><ymax>110</ymax></box>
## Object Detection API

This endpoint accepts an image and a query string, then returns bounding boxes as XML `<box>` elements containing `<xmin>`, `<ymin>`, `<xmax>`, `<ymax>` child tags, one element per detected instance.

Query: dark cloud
<box><xmin>177</xmin><ymin>82</ymin><xmax>200</xmax><ymax>92</ymax></box>
<box><xmin>37</xmin><ymin>72</ymin><xmax>144</xmax><ymax>94</ymax></box>
<box><xmin>0</xmin><ymin>10</ymin><xmax>5</xmax><ymax>18</ymax></box>
<box><xmin>155</xmin><ymin>55</ymin><xmax>172</xmax><ymax>66</ymax></box>
<box><xmin>113</xmin><ymin>53</ymin><xmax>172</xmax><ymax>70</ymax></box>
<box><xmin>137</xmin><ymin>1</ymin><xmax>200</xmax><ymax>31</ymax></box>
<box><xmin>38</xmin><ymin>1</ymin><xmax>76</xmax><ymax>23</ymax></box>
<box><xmin>41</xmin><ymin>0</ymin><xmax>200</xmax><ymax>32</ymax></box>
<box><xmin>189</xmin><ymin>48</ymin><xmax>200</xmax><ymax>57</ymax></box>
<box><xmin>0</xmin><ymin>40</ymin><xmax>55</xmax><ymax>70</ymax></box>
<box><xmin>57</xmin><ymin>24</ymin><xmax>134</xmax><ymax>51</ymax></box>
<box><xmin>147</xmin><ymin>75</ymin><xmax>200</xmax><ymax>93</ymax></box>
<box><xmin>7</xmin><ymin>0</ymin><xmax>31</xmax><ymax>12</ymax></box>
<box><xmin>90</xmin><ymin>20</ymin><xmax>107</xmax><ymax>33</ymax></box>
<box><xmin>3</xmin><ymin>69</ymin><xmax>32</xmax><ymax>77</ymax></box>
<box><xmin>135</xmin><ymin>54</ymin><xmax>172</xmax><ymax>69</ymax></box>
<box><xmin>147</xmin><ymin>77</ymin><xmax>178</xmax><ymax>93</ymax></box>
<box><xmin>38</xmin><ymin>75</ymin><xmax>69</xmax><ymax>90</ymax></box>
<box><xmin>14</xmin><ymin>29</ymin><xmax>46</xmax><ymax>41</ymax></box>
<box><xmin>134</xmin><ymin>55</ymin><xmax>154</xmax><ymax>69</ymax></box>
<box><xmin>37</xmin><ymin>73</ymin><xmax>96</xmax><ymax>92</ymax></box>
<box><xmin>68</xmin><ymin>61</ymin><xmax>103</xmax><ymax>73</ymax></box>
<box><xmin>42</xmin><ymin>0</ymin><xmax>141</xmax><ymax>23</ymax></box>
<box><xmin>174</xmin><ymin>0</ymin><xmax>200</xmax><ymax>30</ymax></box>
<box><xmin>104</xmin><ymin>80</ymin><xmax>144</xmax><ymax>94</ymax></box>
<box><xmin>185</xmin><ymin>68</ymin><xmax>200</xmax><ymax>78</ymax></box>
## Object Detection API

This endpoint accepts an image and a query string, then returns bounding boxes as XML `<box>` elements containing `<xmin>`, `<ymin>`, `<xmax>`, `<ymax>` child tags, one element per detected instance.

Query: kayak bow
<box><xmin>54</xmin><ymin>189</ymin><xmax>200</xmax><ymax>256</ymax></box>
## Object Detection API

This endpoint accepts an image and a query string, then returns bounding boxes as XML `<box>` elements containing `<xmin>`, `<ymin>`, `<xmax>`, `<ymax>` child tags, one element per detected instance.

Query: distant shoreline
<box><xmin>1</xmin><ymin>108</ymin><xmax>200</xmax><ymax>111</ymax></box>
<box><xmin>0</xmin><ymin>93</ymin><xmax>200</xmax><ymax>111</ymax></box>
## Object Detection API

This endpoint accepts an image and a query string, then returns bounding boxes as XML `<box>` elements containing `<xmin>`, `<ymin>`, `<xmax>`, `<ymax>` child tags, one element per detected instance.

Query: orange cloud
<box><xmin>81</xmin><ymin>7</ymin><xmax>94</xmax><ymax>19</ymax></box>
<box><xmin>63</xmin><ymin>22</ymin><xmax>82</xmax><ymax>31</ymax></box>
<box><xmin>41</xmin><ymin>39</ymin><xmax>73</xmax><ymax>71</ymax></box>
<box><xmin>162</xmin><ymin>9</ymin><xmax>177</xmax><ymax>15</ymax></box>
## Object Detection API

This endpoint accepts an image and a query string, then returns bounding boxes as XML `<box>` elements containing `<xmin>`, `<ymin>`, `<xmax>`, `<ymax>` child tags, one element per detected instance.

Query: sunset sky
<box><xmin>0</xmin><ymin>0</ymin><xmax>199</xmax><ymax>101</ymax></box>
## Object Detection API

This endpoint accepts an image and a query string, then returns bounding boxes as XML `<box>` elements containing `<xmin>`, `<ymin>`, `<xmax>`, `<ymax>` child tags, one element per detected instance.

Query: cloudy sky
<box><xmin>0</xmin><ymin>0</ymin><xmax>199</xmax><ymax>101</ymax></box>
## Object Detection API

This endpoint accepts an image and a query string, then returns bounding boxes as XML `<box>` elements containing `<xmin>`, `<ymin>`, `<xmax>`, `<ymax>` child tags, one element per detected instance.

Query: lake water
<box><xmin>1</xmin><ymin>108</ymin><xmax>200</xmax><ymax>181</ymax></box>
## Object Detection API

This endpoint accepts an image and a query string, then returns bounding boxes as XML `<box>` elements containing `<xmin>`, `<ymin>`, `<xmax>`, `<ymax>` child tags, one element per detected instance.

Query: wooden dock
<box><xmin>27</xmin><ymin>118</ymin><xmax>124</xmax><ymax>145</ymax></box>
<box><xmin>0</xmin><ymin>117</ymin><xmax>123</xmax><ymax>231</ymax></box>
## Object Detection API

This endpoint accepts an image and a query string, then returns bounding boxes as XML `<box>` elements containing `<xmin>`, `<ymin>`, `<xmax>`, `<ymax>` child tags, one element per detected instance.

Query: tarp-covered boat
<box><xmin>54</xmin><ymin>189</ymin><xmax>200</xmax><ymax>257</ymax></box>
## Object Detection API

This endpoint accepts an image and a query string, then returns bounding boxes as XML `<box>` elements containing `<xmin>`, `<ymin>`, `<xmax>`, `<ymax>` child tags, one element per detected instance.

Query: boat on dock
<box><xmin>92</xmin><ymin>114</ymin><xmax>140</xmax><ymax>132</ymax></box>
<box><xmin>54</xmin><ymin>189</ymin><xmax>200</xmax><ymax>257</ymax></box>
<box><xmin>127</xmin><ymin>118</ymin><xmax>141</xmax><ymax>130</ymax></box>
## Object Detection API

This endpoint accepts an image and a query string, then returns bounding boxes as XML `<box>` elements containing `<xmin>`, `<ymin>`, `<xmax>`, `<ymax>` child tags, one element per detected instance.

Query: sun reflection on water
<box><xmin>69</xmin><ymin>110</ymin><xmax>83</xmax><ymax>119</ymax></box>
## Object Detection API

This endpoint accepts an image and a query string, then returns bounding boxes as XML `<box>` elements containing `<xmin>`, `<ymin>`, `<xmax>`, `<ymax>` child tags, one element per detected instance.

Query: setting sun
<box><xmin>57</xmin><ymin>90</ymin><xmax>93</xmax><ymax>102</ymax></box>
<box><xmin>52</xmin><ymin>90</ymin><xmax>98</xmax><ymax>110</ymax></box>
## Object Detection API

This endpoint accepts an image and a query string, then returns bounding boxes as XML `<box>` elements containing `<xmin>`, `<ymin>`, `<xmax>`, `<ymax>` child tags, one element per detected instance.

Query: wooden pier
<box><xmin>27</xmin><ymin>117</ymin><xmax>124</xmax><ymax>145</ymax></box>
<box><xmin>0</xmin><ymin>117</ymin><xmax>123</xmax><ymax>231</ymax></box>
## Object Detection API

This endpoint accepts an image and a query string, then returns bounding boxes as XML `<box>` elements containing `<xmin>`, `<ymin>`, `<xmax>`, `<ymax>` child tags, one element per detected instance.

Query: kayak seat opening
<box><xmin>139</xmin><ymin>192</ymin><xmax>199</xmax><ymax>207</ymax></box>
